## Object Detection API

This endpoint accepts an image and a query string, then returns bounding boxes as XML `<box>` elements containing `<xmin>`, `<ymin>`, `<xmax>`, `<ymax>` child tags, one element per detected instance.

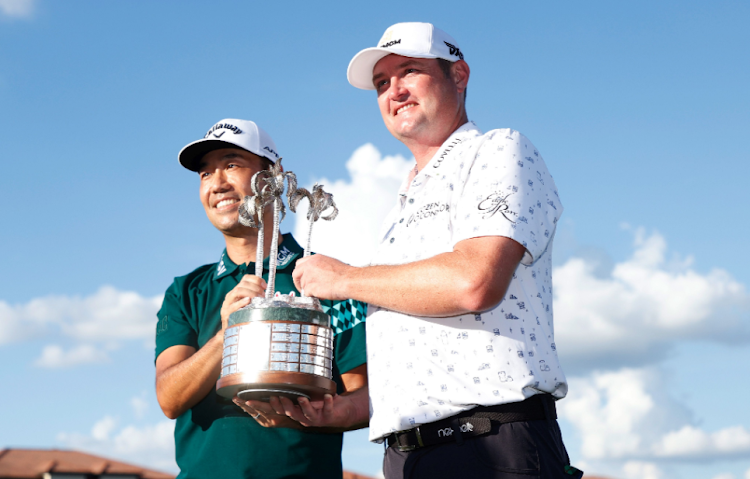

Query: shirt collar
<box><xmin>398</xmin><ymin>121</ymin><xmax>482</xmax><ymax>196</ymax></box>
<box><xmin>214</xmin><ymin>233</ymin><xmax>303</xmax><ymax>280</ymax></box>
<box><xmin>398</xmin><ymin>164</ymin><xmax>419</xmax><ymax>197</ymax></box>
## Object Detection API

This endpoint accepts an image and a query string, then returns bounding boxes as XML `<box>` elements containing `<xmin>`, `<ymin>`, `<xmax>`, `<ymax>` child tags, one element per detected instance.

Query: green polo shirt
<box><xmin>155</xmin><ymin>234</ymin><xmax>367</xmax><ymax>479</ymax></box>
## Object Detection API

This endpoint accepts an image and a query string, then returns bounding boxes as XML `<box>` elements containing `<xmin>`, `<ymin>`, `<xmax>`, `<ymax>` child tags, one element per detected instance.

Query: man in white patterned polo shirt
<box><xmin>285</xmin><ymin>22</ymin><xmax>581</xmax><ymax>479</ymax></box>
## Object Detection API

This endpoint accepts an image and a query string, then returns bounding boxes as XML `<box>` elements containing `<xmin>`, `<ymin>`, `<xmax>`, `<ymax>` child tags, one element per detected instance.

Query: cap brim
<box><xmin>178</xmin><ymin>139</ymin><xmax>249</xmax><ymax>172</ymax></box>
<box><xmin>347</xmin><ymin>47</ymin><xmax>443</xmax><ymax>90</ymax></box>
<box><xmin>347</xmin><ymin>48</ymin><xmax>392</xmax><ymax>90</ymax></box>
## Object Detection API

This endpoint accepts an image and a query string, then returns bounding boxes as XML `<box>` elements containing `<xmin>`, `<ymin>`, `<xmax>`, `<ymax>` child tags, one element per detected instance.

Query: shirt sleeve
<box><xmin>451</xmin><ymin>129</ymin><xmax>563</xmax><ymax>266</ymax></box>
<box><xmin>154</xmin><ymin>279</ymin><xmax>199</xmax><ymax>362</ymax></box>
<box><xmin>321</xmin><ymin>299</ymin><xmax>367</xmax><ymax>374</ymax></box>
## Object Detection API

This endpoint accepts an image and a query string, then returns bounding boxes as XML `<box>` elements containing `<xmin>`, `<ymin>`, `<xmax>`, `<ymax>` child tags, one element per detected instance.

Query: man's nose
<box><xmin>387</xmin><ymin>76</ymin><xmax>408</xmax><ymax>101</ymax></box>
<box><xmin>209</xmin><ymin>169</ymin><xmax>231</xmax><ymax>192</ymax></box>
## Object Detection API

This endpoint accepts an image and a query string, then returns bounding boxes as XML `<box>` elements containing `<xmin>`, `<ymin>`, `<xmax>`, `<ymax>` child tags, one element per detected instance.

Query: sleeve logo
<box><xmin>477</xmin><ymin>192</ymin><xmax>518</xmax><ymax>222</ymax></box>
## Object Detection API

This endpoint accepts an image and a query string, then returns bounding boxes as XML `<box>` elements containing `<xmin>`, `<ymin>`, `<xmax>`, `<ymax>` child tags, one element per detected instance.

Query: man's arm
<box><xmin>155</xmin><ymin>275</ymin><xmax>265</xmax><ymax>419</ymax></box>
<box><xmin>293</xmin><ymin>235</ymin><xmax>526</xmax><ymax>317</ymax></box>
<box><xmin>155</xmin><ymin>339</ymin><xmax>222</xmax><ymax>419</ymax></box>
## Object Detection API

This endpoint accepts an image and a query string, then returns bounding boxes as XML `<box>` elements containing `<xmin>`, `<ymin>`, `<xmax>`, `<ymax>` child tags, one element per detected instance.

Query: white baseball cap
<box><xmin>178</xmin><ymin>118</ymin><xmax>281</xmax><ymax>172</ymax></box>
<box><xmin>347</xmin><ymin>22</ymin><xmax>464</xmax><ymax>90</ymax></box>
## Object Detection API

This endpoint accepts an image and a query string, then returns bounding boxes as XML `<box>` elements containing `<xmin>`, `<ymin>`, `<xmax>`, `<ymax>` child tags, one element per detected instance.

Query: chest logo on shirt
<box><xmin>407</xmin><ymin>202</ymin><xmax>450</xmax><ymax>227</ymax></box>
<box><xmin>276</xmin><ymin>245</ymin><xmax>294</xmax><ymax>268</ymax></box>
<box><xmin>478</xmin><ymin>192</ymin><xmax>518</xmax><ymax>223</ymax></box>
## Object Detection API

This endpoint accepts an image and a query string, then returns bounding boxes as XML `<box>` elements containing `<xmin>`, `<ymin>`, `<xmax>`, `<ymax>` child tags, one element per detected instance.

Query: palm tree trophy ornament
<box><xmin>238</xmin><ymin>157</ymin><xmax>297</xmax><ymax>298</ymax></box>
<box><xmin>289</xmin><ymin>183</ymin><xmax>339</xmax><ymax>258</ymax></box>
<box><xmin>238</xmin><ymin>177</ymin><xmax>273</xmax><ymax>278</ymax></box>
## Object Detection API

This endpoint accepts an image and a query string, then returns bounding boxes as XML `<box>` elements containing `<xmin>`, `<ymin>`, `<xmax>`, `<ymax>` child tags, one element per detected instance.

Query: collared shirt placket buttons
<box><xmin>393</xmin><ymin>196</ymin><xmax>415</xmax><ymax>247</ymax></box>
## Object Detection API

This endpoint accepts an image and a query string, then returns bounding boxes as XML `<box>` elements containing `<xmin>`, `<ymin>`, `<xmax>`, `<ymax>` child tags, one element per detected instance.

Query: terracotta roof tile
<box><xmin>0</xmin><ymin>449</ymin><xmax>174</xmax><ymax>479</ymax></box>
<box><xmin>343</xmin><ymin>471</ymin><xmax>377</xmax><ymax>479</ymax></box>
<box><xmin>1</xmin><ymin>448</ymin><xmax>379</xmax><ymax>479</ymax></box>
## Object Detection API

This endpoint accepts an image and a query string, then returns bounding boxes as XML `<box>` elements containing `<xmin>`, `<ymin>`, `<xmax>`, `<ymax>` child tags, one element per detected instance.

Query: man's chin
<box><xmin>214</xmin><ymin>221</ymin><xmax>243</xmax><ymax>236</ymax></box>
<box><xmin>391</xmin><ymin>126</ymin><xmax>425</xmax><ymax>143</ymax></box>
<box><xmin>388</xmin><ymin>116</ymin><xmax>427</xmax><ymax>136</ymax></box>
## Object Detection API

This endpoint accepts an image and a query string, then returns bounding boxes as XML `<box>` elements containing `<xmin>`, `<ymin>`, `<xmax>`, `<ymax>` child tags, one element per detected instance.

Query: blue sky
<box><xmin>1</xmin><ymin>1</ymin><xmax>748</xmax><ymax>478</ymax></box>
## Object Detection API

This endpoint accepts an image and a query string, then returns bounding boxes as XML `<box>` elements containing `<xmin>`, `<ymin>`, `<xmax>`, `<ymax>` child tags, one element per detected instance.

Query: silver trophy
<box><xmin>216</xmin><ymin>158</ymin><xmax>340</xmax><ymax>402</ymax></box>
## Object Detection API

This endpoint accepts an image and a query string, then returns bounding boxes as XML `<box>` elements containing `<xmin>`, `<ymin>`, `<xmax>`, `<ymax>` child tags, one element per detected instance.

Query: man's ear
<box><xmin>451</xmin><ymin>60</ymin><xmax>470</xmax><ymax>94</ymax></box>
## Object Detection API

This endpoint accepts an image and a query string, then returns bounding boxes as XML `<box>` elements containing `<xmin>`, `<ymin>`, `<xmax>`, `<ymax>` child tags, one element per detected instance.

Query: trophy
<box><xmin>215</xmin><ymin>158</ymin><xmax>340</xmax><ymax>402</ymax></box>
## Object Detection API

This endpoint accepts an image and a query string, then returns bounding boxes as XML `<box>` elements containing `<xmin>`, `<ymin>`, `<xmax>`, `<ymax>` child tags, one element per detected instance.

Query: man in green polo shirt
<box><xmin>154</xmin><ymin>118</ymin><xmax>368</xmax><ymax>479</ymax></box>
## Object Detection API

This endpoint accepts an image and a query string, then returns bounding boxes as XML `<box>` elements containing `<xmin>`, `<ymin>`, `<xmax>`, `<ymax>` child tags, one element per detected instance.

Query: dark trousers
<box><xmin>383</xmin><ymin>419</ymin><xmax>571</xmax><ymax>479</ymax></box>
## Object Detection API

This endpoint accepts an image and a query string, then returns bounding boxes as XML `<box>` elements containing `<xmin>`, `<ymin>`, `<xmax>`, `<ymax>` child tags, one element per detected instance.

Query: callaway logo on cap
<box><xmin>347</xmin><ymin>22</ymin><xmax>464</xmax><ymax>90</ymax></box>
<box><xmin>178</xmin><ymin>118</ymin><xmax>280</xmax><ymax>172</ymax></box>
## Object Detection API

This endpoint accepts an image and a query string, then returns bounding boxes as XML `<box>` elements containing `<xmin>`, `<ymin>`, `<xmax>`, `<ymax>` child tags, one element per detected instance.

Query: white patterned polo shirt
<box><xmin>366</xmin><ymin>122</ymin><xmax>568</xmax><ymax>442</ymax></box>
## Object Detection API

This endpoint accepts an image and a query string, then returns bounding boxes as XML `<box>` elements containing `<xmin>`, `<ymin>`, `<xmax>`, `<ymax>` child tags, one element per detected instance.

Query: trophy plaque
<box><xmin>216</xmin><ymin>158</ymin><xmax>339</xmax><ymax>402</ymax></box>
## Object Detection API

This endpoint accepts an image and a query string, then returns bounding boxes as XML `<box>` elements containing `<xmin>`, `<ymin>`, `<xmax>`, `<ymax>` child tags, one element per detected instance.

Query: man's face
<box><xmin>372</xmin><ymin>55</ymin><xmax>465</xmax><ymax>145</ymax></box>
<box><xmin>198</xmin><ymin>148</ymin><xmax>269</xmax><ymax>236</ymax></box>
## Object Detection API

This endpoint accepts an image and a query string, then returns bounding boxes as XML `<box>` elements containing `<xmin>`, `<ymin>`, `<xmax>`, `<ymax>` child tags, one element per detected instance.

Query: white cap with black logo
<box><xmin>347</xmin><ymin>22</ymin><xmax>464</xmax><ymax>90</ymax></box>
<box><xmin>178</xmin><ymin>118</ymin><xmax>280</xmax><ymax>171</ymax></box>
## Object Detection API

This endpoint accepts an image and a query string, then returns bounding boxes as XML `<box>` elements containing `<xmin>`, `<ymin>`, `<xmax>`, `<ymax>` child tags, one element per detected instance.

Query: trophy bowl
<box><xmin>216</xmin><ymin>293</ymin><xmax>336</xmax><ymax>402</ymax></box>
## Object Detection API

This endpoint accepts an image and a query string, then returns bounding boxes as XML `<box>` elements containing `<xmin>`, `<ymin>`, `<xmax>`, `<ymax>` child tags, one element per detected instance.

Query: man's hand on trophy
<box><xmin>220</xmin><ymin>275</ymin><xmax>267</xmax><ymax>331</ymax></box>
<box><xmin>292</xmin><ymin>254</ymin><xmax>353</xmax><ymax>301</ymax></box>
<box><xmin>232</xmin><ymin>397</ymin><xmax>303</xmax><ymax>429</ymax></box>
<box><xmin>264</xmin><ymin>388</ymin><xmax>369</xmax><ymax>430</ymax></box>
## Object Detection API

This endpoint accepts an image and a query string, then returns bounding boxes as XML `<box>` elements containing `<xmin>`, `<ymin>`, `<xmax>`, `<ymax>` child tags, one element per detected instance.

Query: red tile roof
<box><xmin>343</xmin><ymin>471</ymin><xmax>377</xmax><ymax>479</ymax></box>
<box><xmin>0</xmin><ymin>448</ymin><xmax>379</xmax><ymax>479</ymax></box>
<box><xmin>0</xmin><ymin>449</ymin><xmax>174</xmax><ymax>479</ymax></box>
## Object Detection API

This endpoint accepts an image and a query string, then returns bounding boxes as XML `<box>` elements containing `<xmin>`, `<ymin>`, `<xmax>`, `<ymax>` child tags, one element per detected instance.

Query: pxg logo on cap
<box><xmin>347</xmin><ymin>22</ymin><xmax>465</xmax><ymax>90</ymax></box>
<box><xmin>178</xmin><ymin>118</ymin><xmax>280</xmax><ymax>172</ymax></box>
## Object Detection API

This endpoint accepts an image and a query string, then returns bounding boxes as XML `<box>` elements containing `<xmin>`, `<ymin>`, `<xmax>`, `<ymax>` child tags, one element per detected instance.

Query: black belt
<box><xmin>386</xmin><ymin>395</ymin><xmax>556</xmax><ymax>452</ymax></box>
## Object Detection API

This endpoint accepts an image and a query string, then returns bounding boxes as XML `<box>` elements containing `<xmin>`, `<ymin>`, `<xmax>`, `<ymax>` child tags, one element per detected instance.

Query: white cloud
<box><xmin>0</xmin><ymin>0</ymin><xmax>33</xmax><ymax>17</ymax></box>
<box><xmin>58</xmin><ymin>416</ymin><xmax>176</xmax><ymax>473</ymax></box>
<box><xmin>560</xmin><ymin>368</ymin><xmax>682</xmax><ymax>459</ymax></box>
<box><xmin>0</xmin><ymin>298</ymin><xmax>52</xmax><ymax>344</ymax></box>
<box><xmin>554</xmin><ymin>229</ymin><xmax>750</xmax><ymax>371</ymax></box>
<box><xmin>559</xmin><ymin>367</ymin><xmax>750</xmax><ymax>462</ymax></box>
<box><xmin>112</xmin><ymin>421</ymin><xmax>174</xmax><ymax>458</ymax></box>
<box><xmin>654</xmin><ymin>425</ymin><xmax>750</xmax><ymax>459</ymax></box>
<box><xmin>0</xmin><ymin>285</ymin><xmax>162</xmax><ymax>346</ymax></box>
<box><xmin>34</xmin><ymin>344</ymin><xmax>109</xmax><ymax>368</ymax></box>
<box><xmin>56</xmin><ymin>286</ymin><xmax>163</xmax><ymax>342</ymax></box>
<box><xmin>91</xmin><ymin>415</ymin><xmax>117</xmax><ymax>441</ymax></box>
<box><xmin>293</xmin><ymin>143</ymin><xmax>413</xmax><ymax>266</ymax></box>
<box><xmin>622</xmin><ymin>461</ymin><xmax>664</xmax><ymax>479</ymax></box>
<box><xmin>745</xmin><ymin>466</ymin><xmax>750</xmax><ymax>479</ymax></box>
